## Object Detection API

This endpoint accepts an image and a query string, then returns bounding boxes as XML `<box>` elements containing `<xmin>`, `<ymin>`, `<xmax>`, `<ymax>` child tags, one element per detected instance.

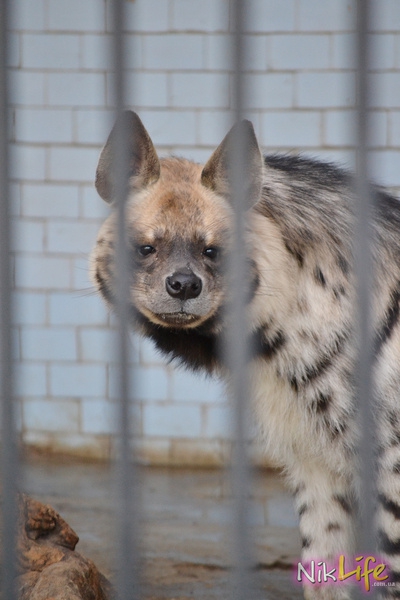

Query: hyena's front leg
<box><xmin>290</xmin><ymin>461</ymin><xmax>357</xmax><ymax>600</ymax></box>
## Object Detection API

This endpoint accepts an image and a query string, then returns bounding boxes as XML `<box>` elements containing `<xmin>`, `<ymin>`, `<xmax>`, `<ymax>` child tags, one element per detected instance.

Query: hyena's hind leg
<box><xmin>289</xmin><ymin>461</ymin><xmax>357</xmax><ymax>600</ymax></box>
<box><xmin>376</xmin><ymin>423</ymin><xmax>400</xmax><ymax>598</ymax></box>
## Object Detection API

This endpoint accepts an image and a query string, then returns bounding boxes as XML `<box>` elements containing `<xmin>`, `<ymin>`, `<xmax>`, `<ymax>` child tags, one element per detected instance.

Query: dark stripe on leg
<box><xmin>379</xmin><ymin>530</ymin><xmax>400</xmax><ymax>555</ymax></box>
<box><xmin>333</xmin><ymin>494</ymin><xmax>353</xmax><ymax>515</ymax></box>
<box><xmin>379</xmin><ymin>494</ymin><xmax>400</xmax><ymax>520</ymax></box>
<box><xmin>374</xmin><ymin>285</ymin><xmax>400</xmax><ymax>356</ymax></box>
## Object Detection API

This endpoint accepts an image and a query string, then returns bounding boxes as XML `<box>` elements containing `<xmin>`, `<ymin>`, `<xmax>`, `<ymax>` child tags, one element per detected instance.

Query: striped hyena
<box><xmin>91</xmin><ymin>111</ymin><xmax>400</xmax><ymax>599</ymax></box>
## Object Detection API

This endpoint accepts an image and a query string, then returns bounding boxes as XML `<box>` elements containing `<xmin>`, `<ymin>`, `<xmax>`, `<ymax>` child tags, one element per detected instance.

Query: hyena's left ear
<box><xmin>95</xmin><ymin>110</ymin><xmax>160</xmax><ymax>203</ymax></box>
<box><xmin>201</xmin><ymin>120</ymin><xmax>263</xmax><ymax>209</ymax></box>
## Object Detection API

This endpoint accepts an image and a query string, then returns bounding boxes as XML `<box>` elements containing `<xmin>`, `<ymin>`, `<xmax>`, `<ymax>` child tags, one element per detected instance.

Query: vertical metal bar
<box><xmin>355</xmin><ymin>0</ymin><xmax>376</xmax><ymax>581</ymax></box>
<box><xmin>228</xmin><ymin>1</ymin><xmax>255</xmax><ymax>598</ymax></box>
<box><xmin>0</xmin><ymin>0</ymin><xmax>18</xmax><ymax>598</ymax></box>
<box><xmin>111</xmin><ymin>1</ymin><xmax>140</xmax><ymax>599</ymax></box>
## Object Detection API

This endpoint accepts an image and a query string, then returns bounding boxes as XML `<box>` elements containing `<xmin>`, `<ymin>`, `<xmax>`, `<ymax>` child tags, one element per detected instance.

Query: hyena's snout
<box><xmin>165</xmin><ymin>267</ymin><xmax>203</xmax><ymax>301</ymax></box>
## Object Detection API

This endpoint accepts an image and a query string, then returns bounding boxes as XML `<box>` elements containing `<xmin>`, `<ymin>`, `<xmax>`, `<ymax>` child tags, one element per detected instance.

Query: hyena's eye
<box><xmin>137</xmin><ymin>245</ymin><xmax>156</xmax><ymax>257</ymax></box>
<box><xmin>203</xmin><ymin>247</ymin><xmax>220</xmax><ymax>260</ymax></box>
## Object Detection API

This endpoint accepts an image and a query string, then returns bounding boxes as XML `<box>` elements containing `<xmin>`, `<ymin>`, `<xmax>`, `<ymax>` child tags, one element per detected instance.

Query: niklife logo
<box><xmin>295</xmin><ymin>555</ymin><xmax>395</xmax><ymax>592</ymax></box>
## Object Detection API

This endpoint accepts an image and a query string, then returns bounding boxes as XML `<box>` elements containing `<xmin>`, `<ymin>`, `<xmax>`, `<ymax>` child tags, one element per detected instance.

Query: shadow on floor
<box><xmin>21</xmin><ymin>454</ymin><xmax>303</xmax><ymax>599</ymax></box>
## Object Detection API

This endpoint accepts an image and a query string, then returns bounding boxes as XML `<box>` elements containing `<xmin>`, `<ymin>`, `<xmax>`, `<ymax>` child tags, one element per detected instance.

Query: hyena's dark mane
<box><xmin>135</xmin><ymin>310</ymin><xmax>221</xmax><ymax>373</ymax></box>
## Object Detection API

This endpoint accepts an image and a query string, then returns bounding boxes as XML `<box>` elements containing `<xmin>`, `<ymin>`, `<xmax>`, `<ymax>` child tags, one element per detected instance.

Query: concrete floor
<box><xmin>21</xmin><ymin>454</ymin><xmax>303</xmax><ymax>599</ymax></box>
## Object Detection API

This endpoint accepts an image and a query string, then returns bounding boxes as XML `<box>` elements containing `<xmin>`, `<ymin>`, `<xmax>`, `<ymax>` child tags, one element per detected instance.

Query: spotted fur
<box><xmin>91</xmin><ymin>111</ymin><xmax>400</xmax><ymax>599</ymax></box>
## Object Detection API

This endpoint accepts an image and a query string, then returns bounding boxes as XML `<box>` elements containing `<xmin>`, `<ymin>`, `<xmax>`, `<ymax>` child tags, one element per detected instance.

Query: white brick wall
<box><xmin>9</xmin><ymin>0</ymin><xmax>400</xmax><ymax>465</ymax></box>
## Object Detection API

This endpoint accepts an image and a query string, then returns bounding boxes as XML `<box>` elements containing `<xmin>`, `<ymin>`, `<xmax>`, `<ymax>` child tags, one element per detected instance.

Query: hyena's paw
<box><xmin>303</xmin><ymin>585</ymin><xmax>353</xmax><ymax>600</ymax></box>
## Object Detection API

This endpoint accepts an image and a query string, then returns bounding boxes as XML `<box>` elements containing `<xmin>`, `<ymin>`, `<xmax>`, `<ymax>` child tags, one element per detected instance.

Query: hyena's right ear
<box><xmin>95</xmin><ymin>111</ymin><xmax>160</xmax><ymax>203</ymax></box>
<box><xmin>201</xmin><ymin>120</ymin><xmax>263</xmax><ymax>209</ymax></box>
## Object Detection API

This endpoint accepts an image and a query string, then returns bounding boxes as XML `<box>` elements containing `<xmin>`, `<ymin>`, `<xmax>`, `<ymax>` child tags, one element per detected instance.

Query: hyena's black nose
<box><xmin>166</xmin><ymin>269</ymin><xmax>202</xmax><ymax>301</ymax></box>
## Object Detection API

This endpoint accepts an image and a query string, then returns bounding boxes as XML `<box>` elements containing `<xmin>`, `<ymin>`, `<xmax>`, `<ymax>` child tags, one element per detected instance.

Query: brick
<box><xmin>331</xmin><ymin>33</ymin><xmax>357</xmax><ymax>70</ymax></box>
<box><xmin>49</xmin><ymin>147</ymin><xmax>100</xmax><ymax>183</ymax></box>
<box><xmin>266</xmin><ymin>496</ymin><xmax>300</xmax><ymax>528</ymax></box>
<box><xmin>138</xmin><ymin>110</ymin><xmax>197</xmax><ymax>146</ymax></box>
<box><xmin>12</xmin><ymin>291</ymin><xmax>47</xmax><ymax>325</ymax></box>
<box><xmin>204</xmin><ymin>405</ymin><xmax>231</xmax><ymax>439</ymax></box>
<box><xmin>369</xmin><ymin>33</ymin><xmax>396</xmax><ymax>70</ymax></box>
<box><xmin>22</xmin><ymin>184</ymin><xmax>80</xmax><ymax>218</ymax></box>
<box><xmin>270</xmin><ymin>35</ymin><xmax>330</xmax><ymax>70</ymax></box>
<box><xmin>10</xmin><ymin>183</ymin><xmax>22</xmax><ymax>217</ymax></box>
<box><xmin>21</xmin><ymin>33</ymin><xmax>80</xmax><ymax>69</ymax></box>
<box><xmin>243</xmin><ymin>73</ymin><xmax>293</xmax><ymax>109</ymax></box>
<box><xmin>9</xmin><ymin>0</ymin><xmax>46</xmax><ymax>31</ymax></box>
<box><xmin>172</xmin><ymin>0</ymin><xmax>229</xmax><ymax>32</ymax></box>
<box><xmin>197</xmin><ymin>110</ymin><xmax>234</xmax><ymax>146</ymax></box>
<box><xmin>21</xmin><ymin>327</ymin><xmax>77</xmax><ymax>361</ymax></box>
<box><xmin>10</xmin><ymin>144</ymin><xmax>46</xmax><ymax>182</ymax></box>
<box><xmin>108</xmin><ymin>72</ymin><xmax>168</xmax><ymax>109</ymax></box>
<box><xmin>390</xmin><ymin>111</ymin><xmax>400</xmax><ymax>146</ymax></box>
<box><xmin>143</xmin><ymin>34</ymin><xmax>205</xmax><ymax>70</ymax></box>
<box><xmin>109</xmin><ymin>365</ymin><xmax>169</xmax><ymax>401</ymax></box>
<box><xmin>47</xmin><ymin>220</ymin><xmax>101</xmax><ymax>254</ymax></box>
<box><xmin>81</xmin><ymin>33</ymin><xmax>113</xmax><ymax>70</ymax></box>
<box><xmin>15</xmin><ymin>108</ymin><xmax>73</xmax><ymax>143</ymax></box>
<box><xmin>12</xmin><ymin>327</ymin><xmax>21</xmax><ymax>362</ymax></box>
<box><xmin>124</xmin><ymin>34</ymin><xmax>143</xmax><ymax>70</ymax></box>
<box><xmin>49</xmin><ymin>293</ymin><xmax>107</xmax><ymax>326</ymax></box>
<box><xmin>296</xmin><ymin>72</ymin><xmax>356</xmax><ymax>108</ymax></box>
<box><xmin>9</xmin><ymin>71</ymin><xmax>46</xmax><ymax>105</ymax></box>
<box><xmin>298</xmin><ymin>0</ymin><xmax>355</xmax><ymax>32</ymax></box>
<box><xmin>12</xmin><ymin>219</ymin><xmax>45</xmax><ymax>253</ymax></box>
<box><xmin>14</xmin><ymin>362</ymin><xmax>47</xmax><ymax>397</ymax></box>
<box><xmin>171</xmin><ymin>73</ymin><xmax>230</xmax><ymax>108</ymax></box>
<box><xmin>314</xmin><ymin>149</ymin><xmax>356</xmax><ymax>170</ymax></box>
<box><xmin>206</xmin><ymin>34</ymin><xmax>267</xmax><ymax>71</ymax></box>
<box><xmin>170</xmin><ymin>147</ymin><xmax>214</xmax><ymax>163</ymax></box>
<box><xmin>117</xmin><ymin>0</ymin><xmax>169</xmax><ymax>33</ymax></box>
<box><xmin>74</xmin><ymin>109</ymin><xmax>114</xmax><ymax>144</ymax></box>
<box><xmin>15</xmin><ymin>255</ymin><xmax>71</xmax><ymax>290</ymax></box>
<box><xmin>143</xmin><ymin>404</ymin><xmax>202</xmax><ymax>438</ymax></box>
<box><xmin>81</xmin><ymin>398</ymin><xmax>116</xmax><ymax>434</ymax></box>
<box><xmin>324</xmin><ymin>110</ymin><xmax>388</xmax><ymax>147</ymax></box>
<box><xmin>204</xmin><ymin>34</ymin><xmax>229</xmax><ymax>71</ymax></box>
<box><xmin>72</xmin><ymin>257</ymin><xmax>95</xmax><ymax>293</ymax></box>
<box><xmin>23</xmin><ymin>399</ymin><xmax>80</xmax><ymax>432</ymax></box>
<box><xmin>139</xmin><ymin>337</ymin><xmax>165</xmax><ymax>366</ymax></box>
<box><xmin>370</xmin><ymin>0</ymin><xmax>400</xmax><ymax>32</ymax></box>
<box><xmin>48</xmin><ymin>73</ymin><xmax>106</xmax><ymax>107</ymax></box>
<box><xmin>260</xmin><ymin>111</ymin><xmax>321</xmax><ymax>148</ymax></box>
<box><xmin>171</xmin><ymin>370</ymin><xmax>225</xmax><ymax>403</ymax></box>
<box><xmin>48</xmin><ymin>0</ymin><xmax>106</xmax><ymax>32</ymax></box>
<box><xmin>81</xmin><ymin>185</ymin><xmax>111</xmax><ymax>219</ymax></box>
<box><xmin>369</xmin><ymin>73</ymin><xmax>400</xmax><ymax>109</ymax></box>
<box><xmin>8</xmin><ymin>33</ymin><xmax>20</xmax><ymax>68</ymax></box>
<box><xmin>244</xmin><ymin>0</ymin><xmax>295</xmax><ymax>32</ymax></box>
<box><xmin>370</xmin><ymin>150</ymin><xmax>400</xmax><ymax>188</ymax></box>
<box><xmin>79</xmin><ymin>328</ymin><xmax>115</xmax><ymax>362</ymax></box>
<box><xmin>50</xmin><ymin>364</ymin><xmax>106</xmax><ymax>397</ymax></box>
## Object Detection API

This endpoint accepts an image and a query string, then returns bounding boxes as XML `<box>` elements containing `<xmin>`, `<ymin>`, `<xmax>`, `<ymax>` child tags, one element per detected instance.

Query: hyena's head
<box><xmin>90</xmin><ymin>111</ymin><xmax>263</xmax><ymax>330</ymax></box>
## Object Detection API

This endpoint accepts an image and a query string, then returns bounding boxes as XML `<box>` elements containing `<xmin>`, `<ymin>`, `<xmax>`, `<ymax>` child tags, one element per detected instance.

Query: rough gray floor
<box><xmin>21</xmin><ymin>455</ymin><xmax>303</xmax><ymax>599</ymax></box>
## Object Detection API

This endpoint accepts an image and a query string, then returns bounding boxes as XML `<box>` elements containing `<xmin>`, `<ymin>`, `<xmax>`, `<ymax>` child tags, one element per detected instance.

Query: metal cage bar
<box><xmin>355</xmin><ymin>0</ymin><xmax>376</xmax><ymax>571</ymax></box>
<box><xmin>0</xmin><ymin>0</ymin><xmax>18</xmax><ymax>598</ymax></box>
<box><xmin>111</xmin><ymin>1</ymin><xmax>141</xmax><ymax>599</ymax></box>
<box><xmin>228</xmin><ymin>0</ymin><xmax>257</xmax><ymax>598</ymax></box>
